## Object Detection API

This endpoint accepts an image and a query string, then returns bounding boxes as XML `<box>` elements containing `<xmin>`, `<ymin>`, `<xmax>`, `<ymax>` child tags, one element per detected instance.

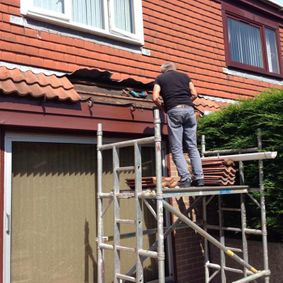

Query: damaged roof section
<box><xmin>68</xmin><ymin>68</ymin><xmax>154</xmax><ymax>90</ymax></box>
<box><xmin>68</xmin><ymin>67</ymin><xmax>155</xmax><ymax>109</ymax></box>
<box><xmin>68</xmin><ymin>68</ymin><xmax>230</xmax><ymax>113</ymax></box>
<box><xmin>0</xmin><ymin>66</ymin><xmax>230</xmax><ymax>114</ymax></box>
<box><xmin>0</xmin><ymin>66</ymin><xmax>81</xmax><ymax>101</ymax></box>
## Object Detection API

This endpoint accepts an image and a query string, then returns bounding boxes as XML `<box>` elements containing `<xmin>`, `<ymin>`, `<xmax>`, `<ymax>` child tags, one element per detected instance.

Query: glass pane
<box><xmin>33</xmin><ymin>0</ymin><xmax>65</xmax><ymax>13</ymax></box>
<box><xmin>265</xmin><ymin>28</ymin><xmax>280</xmax><ymax>74</ymax></box>
<box><xmin>228</xmin><ymin>18</ymin><xmax>263</xmax><ymax>68</ymax></box>
<box><xmin>72</xmin><ymin>0</ymin><xmax>104</xmax><ymax>29</ymax></box>
<box><xmin>11</xmin><ymin>142</ymin><xmax>96</xmax><ymax>283</ymax></box>
<box><xmin>114</xmin><ymin>0</ymin><xmax>134</xmax><ymax>33</ymax></box>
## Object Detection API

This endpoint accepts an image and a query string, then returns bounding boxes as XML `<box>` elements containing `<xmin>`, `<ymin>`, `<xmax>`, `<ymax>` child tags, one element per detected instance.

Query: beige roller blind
<box><xmin>11</xmin><ymin>142</ymin><xmax>159</xmax><ymax>283</ymax></box>
<box><xmin>11</xmin><ymin>142</ymin><xmax>97</xmax><ymax>283</ymax></box>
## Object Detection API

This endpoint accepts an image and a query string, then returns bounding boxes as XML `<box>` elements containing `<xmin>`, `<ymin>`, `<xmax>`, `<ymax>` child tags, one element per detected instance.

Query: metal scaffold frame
<box><xmin>97</xmin><ymin>109</ymin><xmax>276</xmax><ymax>283</ymax></box>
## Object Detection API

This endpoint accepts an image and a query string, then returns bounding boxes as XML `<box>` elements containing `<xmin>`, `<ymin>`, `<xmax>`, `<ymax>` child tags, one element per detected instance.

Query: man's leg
<box><xmin>183</xmin><ymin>107</ymin><xmax>204</xmax><ymax>180</ymax></box>
<box><xmin>167</xmin><ymin>109</ymin><xmax>191</xmax><ymax>182</ymax></box>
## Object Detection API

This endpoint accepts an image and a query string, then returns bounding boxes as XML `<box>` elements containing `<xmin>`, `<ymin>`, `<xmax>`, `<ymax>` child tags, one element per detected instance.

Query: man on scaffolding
<box><xmin>152</xmin><ymin>62</ymin><xmax>204</xmax><ymax>188</ymax></box>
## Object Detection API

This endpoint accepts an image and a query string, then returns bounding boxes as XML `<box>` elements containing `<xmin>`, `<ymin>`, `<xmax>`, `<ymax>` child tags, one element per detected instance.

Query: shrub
<box><xmin>198</xmin><ymin>89</ymin><xmax>283</xmax><ymax>240</ymax></box>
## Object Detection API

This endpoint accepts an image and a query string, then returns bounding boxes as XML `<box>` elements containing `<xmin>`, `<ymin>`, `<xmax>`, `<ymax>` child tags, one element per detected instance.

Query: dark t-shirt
<box><xmin>155</xmin><ymin>70</ymin><xmax>194</xmax><ymax>112</ymax></box>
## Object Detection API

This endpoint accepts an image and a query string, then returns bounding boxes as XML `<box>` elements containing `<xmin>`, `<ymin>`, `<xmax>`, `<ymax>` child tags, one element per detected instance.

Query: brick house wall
<box><xmin>0</xmin><ymin>0</ymin><xmax>282</xmax><ymax>96</ymax></box>
<box><xmin>0</xmin><ymin>1</ymin><xmax>283</xmax><ymax>282</ymax></box>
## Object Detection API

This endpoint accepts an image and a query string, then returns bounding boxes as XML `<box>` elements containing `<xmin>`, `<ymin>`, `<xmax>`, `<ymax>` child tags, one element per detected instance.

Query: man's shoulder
<box><xmin>155</xmin><ymin>70</ymin><xmax>190</xmax><ymax>83</ymax></box>
<box><xmin>175</xmin><ymin>71</ymin><xmax>189</xmax><ymax>78</ymax></box>
<box><xmin>155</xmin><ymin>73</ymin><xmax>165</xmax><ymax>84</ymax></box>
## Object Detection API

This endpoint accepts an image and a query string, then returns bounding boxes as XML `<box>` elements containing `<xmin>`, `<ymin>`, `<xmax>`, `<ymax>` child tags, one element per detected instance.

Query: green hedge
<box><xmin>198</xmin><ymin>89</ymin><xmax>283</xmax><ymax>239</ymax></box>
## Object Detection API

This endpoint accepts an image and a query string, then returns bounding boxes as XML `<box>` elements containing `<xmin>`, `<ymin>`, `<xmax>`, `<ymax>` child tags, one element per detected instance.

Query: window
<box><xmin>21</xmin><ymin>0</ymin><xmax>144</xmax><ymax>44</ymax></box>
<box><xmin>223</xmin><ymin>3</ymin><xmax>282</xmax><ymax>77</ymax></box>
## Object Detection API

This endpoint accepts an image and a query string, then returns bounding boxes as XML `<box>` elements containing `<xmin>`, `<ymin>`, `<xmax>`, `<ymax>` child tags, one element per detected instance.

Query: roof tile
<box><xmin>0</xmin><ymin>66</ymin><xmax>80</xmax><ymax>101</ymax></box>
<box><xmin>194</xmin><ymin>96</ymin><xmax>229</xmax><ymax>113</ymax></box>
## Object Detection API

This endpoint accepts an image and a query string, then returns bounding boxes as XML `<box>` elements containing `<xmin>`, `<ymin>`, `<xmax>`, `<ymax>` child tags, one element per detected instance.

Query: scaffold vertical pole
<box><xmin>201</xmin><ymin>134</ymin><xmax>206</xmax><ymax>157</ymax></box>
<box><xmin>154</xmin><ymin>108</ymin><xmax>165</xmax><ymax>283</ymax></box>
<box><xmin>97</xmin><ymin>123</ymin><xmax>104</xmax><ymax>283</ymax></box>
<box><xmin>113</xmin><ymin>145</ymin><xmax>121</xmax><ymax>283</ymax></box>
<box><xmin>239</xmin><ymin>160</ymin><xmax>249</xmax><ymax>278</ymax></box>
<box><xmin>257</xmin><ymin>130</ymin><xmax>270</xmax><ymax>283</ymax></box>
<box><xmin>203</xmin><ymin>196</ymin><xmax>210</xmax><ymax>283</ymax></box>
<box><xmin>135</xmin><ymin>141</ymin><xmax>144</xmax><ymax>283</ymax></box>
<box><xmin>218</xmin><ymin>196</ymin><xmax>226</xmax><ymax>283</ymax></box>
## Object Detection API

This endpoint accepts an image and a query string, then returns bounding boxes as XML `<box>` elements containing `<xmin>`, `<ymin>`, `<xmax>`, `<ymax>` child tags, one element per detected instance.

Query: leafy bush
<box><xmin>198</xmin><ymin>89</ymin><xmax>283</xmax><ymax>240</ymax></box>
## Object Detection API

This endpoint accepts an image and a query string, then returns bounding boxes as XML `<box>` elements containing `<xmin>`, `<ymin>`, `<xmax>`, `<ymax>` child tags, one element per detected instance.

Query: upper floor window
<box><xmin>21</xmin><ymin>0</ymin><xmax>144</xmax><ymax>45</ymax></box>
<box><xmin>223</xmin><ymin>3</ymin><xmax>282</xmax><ymax>78</ymax></box>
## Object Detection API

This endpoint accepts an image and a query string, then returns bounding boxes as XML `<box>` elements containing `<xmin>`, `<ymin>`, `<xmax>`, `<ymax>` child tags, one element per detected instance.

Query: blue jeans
<box><xmin>167</xmin><ymin>106</ymin><xmax>203</xmax><ymax>182</ymax></box>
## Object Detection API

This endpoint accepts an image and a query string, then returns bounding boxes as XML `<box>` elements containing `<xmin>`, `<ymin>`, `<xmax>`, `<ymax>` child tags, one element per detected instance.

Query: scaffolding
<box><xmin>97</xmin><ymin>109</ymin><xmax>276</xmax><ymax>283</ymax></box>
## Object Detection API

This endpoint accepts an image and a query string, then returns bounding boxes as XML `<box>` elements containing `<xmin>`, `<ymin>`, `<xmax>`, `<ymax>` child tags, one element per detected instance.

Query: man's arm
<box><xmin>152</xmin><ymin>84</ymin><xmax>164</xmax><ymax>108</ymax></box>
<box><xmin>189</xmin><ymin>82</ymin><xmax>198</xmax><ymax>101</ymax></box>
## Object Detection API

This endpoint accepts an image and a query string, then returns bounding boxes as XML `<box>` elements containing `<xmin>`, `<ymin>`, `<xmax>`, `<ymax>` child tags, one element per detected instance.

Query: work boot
<box><xmin>177</xmin><ymin>178</ymin><xmax>191</xmax><ymax>188</ymax></box>
<box><xmin>191</xmin><ymin>179</ymin><xmax>205</xmax><ymax>187</ymax></box>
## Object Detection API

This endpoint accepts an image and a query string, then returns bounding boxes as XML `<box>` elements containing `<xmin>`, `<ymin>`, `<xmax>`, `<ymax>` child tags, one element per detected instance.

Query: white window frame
<box><xmin>21</xmin><ymin>0</ymin><xmax>72</xmax><ymax>21</ymax></box>
<box><xmin>20</xmin><ymin>0</ymin><xmax>144</xmax><ymax>45</ymax></box>
<box><xmin>109</xmin><ymin>0</ymin><xmax>143</xmax><ymax>41</ymax></box>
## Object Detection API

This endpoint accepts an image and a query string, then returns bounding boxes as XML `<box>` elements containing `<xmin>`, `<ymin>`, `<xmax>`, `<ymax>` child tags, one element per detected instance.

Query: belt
<box><xmin>174</xmin><ymin>104</ymin><xmax>191</xmax><ymax>109</ymax></box>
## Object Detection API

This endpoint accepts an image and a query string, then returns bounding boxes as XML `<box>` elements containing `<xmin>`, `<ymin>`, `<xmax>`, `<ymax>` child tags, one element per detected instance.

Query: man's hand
<box><xmin>189</xmin><ymin>82</ymin><xmax>198</xmax><ymax>101</ymax></box>
<box><xmin>152</xmin><ymin>84</ymin><xmax>164</xmax><ymax>109</ymax></box>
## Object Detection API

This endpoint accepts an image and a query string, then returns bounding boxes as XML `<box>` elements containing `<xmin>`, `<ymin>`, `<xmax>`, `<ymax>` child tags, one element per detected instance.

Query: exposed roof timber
<box><xmin>68</xmin><ymin>68</ymin><xmax>154</xmax><ymax>90</ymax></box>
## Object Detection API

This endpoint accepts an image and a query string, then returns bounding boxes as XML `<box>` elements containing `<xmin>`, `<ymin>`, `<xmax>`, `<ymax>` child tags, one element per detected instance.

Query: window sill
<box><xmin>227</xmin><ymin>61</ymin><xmax>282</xmax><ymax>80</ymax></box>
<box><xmin>223</xmin><ymin>68</ymin><xmax>283</xmax><ymax>85</ymax></box>
<box><xmin>24</xmin><ymin>11</ymin><xmax>144</xmax><ymax>46</ymax></box>
<box><xmin>10</xmin><ymin>15</ymin><xmax>146</xmax><ymax>55</ymax></box>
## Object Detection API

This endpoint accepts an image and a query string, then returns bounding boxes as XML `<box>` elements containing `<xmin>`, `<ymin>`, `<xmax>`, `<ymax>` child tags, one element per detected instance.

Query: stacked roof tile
<box><xmin>126</xmin><ymin>176</ymin><xmax>178</xmax><ymax>189</ymax></box>
<box><xmin>202</xmin><ymin>158</ymin><xmax>237</xmax><ymax>186</ymax></box>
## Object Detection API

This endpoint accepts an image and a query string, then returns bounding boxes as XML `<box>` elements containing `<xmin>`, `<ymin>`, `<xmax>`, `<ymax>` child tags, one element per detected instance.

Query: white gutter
<box><xmin>202</xmin><ymin>152</ymin><xmax>277</xmax><ymax>162</ymax></box>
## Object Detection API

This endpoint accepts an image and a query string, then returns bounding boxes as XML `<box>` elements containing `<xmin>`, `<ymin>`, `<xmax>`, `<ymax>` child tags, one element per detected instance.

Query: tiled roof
<box><xmin>194</xmin><ymin>96</ymin><xmax>230</xmax><ymax>114</ymax></box>
<box><xmin>0</xmin><ymin>66</ymin><xmax>81</xmax><ymax>101</ymax></box>
<box><xmin>0</xmin><ymin>66</ymin><xmax>231</xmax><ymax>112</ymax></box>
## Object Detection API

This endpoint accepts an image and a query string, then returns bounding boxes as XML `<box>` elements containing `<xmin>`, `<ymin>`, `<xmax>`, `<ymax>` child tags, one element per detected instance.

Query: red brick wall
<box><xmin>0</xmin><ymin>0</ymin><xmax>282</xmax><ymax>98</ymax></box>
<box><xmin>171</xmin><ymin>197</ymin><xmax>205</xmax><ymax>283</ymax></box>
<box><xmin>280</xmin><ymin>27</ymin><xmax>283</xmax><ymax>58</ymax></box>
<box><xmin>168</xmin><ymin>151</ymin><xmax>205</xmax><ymax>282</ymax></box>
